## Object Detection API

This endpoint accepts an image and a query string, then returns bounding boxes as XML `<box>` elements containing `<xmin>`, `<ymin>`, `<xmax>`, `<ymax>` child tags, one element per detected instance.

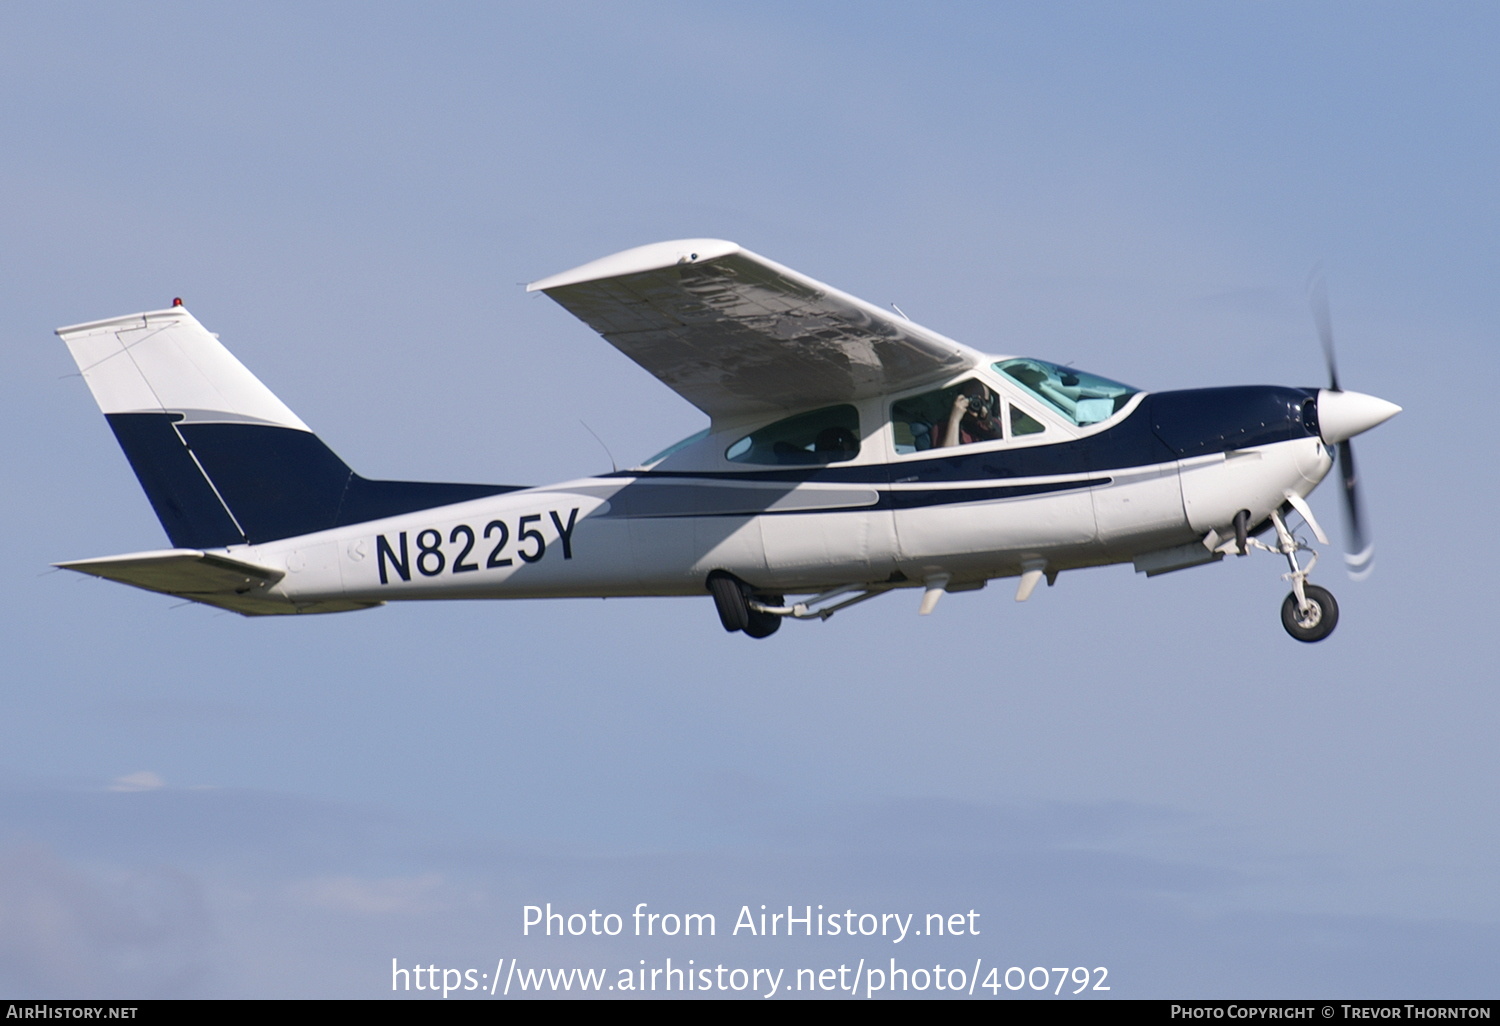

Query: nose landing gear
<box><xmin>1249</xmin><ymin>508</ymin><xmax>1339</xmax><ymax>642</ymax></box>
<box><xmin>1281</xmin><ymin>584</ymin><xmax>1339</xmax><ymax>643</ymax></box>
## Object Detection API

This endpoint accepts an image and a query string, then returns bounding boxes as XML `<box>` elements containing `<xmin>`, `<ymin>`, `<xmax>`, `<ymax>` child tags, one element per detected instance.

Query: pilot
<box><xmin>935</xmin><ymin>381</ymin><xmax>1002</xmax><ymax>448</ymax></box>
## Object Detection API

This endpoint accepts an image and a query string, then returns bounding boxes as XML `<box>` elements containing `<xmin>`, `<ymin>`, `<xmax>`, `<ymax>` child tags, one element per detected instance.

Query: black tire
<box><xmin>707</xmin><ymin>572</ymin><xmax>749</xmax><ymax>633</ymax></box>
<box><xmin>744</xmin><ymin>595</ymin><xmax>783</xmax><ymax>639</ymax></box>
<box><xmin>1281</xmin><ymin>585</ymin><xmax>1339</xmax><ymax>643</ymax></box>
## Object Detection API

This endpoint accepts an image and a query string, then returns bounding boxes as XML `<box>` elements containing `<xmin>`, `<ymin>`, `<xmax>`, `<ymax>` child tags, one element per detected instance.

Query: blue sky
<box><xmin>3</xmin><ymin>1</ymin><xmax>1496</xmax><ymax>998</ymax></box>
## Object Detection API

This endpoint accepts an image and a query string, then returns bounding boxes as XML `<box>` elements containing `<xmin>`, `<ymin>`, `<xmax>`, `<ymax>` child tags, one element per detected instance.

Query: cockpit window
<box><xmin>892</xmin><ymin>378</ymin><xmax>1007</xmax><ymax>453</ymax></box>
<box><xmin>993</xmin><ymin>358</ymin><xmax>1138</xmax><ymax>426</ymax></box>
<box><xmin>726</xmin><ymin>405</ymin><xmax>860</xmax><ymax>465</ymax></box>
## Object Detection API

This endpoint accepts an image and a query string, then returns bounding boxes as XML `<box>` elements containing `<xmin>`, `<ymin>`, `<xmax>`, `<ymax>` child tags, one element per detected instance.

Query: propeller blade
<box><xmin>1338</xmin><ymin>439</ymin><xmax>1374</xmax><ymax>579</ymax></box>
<box><xmin>1308</xmin><ymin>269</ymin><xmax>1380</xmax><ymax>578</ymax></box>
<box><xmin>1307</xmin><ymin>269</ymin><xmax>1341</xmax><ymax>392</ymax></box>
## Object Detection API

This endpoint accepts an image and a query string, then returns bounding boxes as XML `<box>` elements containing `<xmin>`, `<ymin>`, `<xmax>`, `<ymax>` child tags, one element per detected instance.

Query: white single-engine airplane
<box><xmin>57</xmin><ymin>239</ymin><xmax>1399</xmax><ymax>642</ymax></box>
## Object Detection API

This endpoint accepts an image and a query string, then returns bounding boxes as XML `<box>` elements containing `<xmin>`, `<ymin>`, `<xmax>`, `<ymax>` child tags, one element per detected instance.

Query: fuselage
<box><xmin>232</xmin><ymin>374</ymin><xmax>1334</xmax><ymax>609</ymax></box>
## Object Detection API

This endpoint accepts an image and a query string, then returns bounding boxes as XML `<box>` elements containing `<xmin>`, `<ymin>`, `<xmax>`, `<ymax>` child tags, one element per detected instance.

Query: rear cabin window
<box><xmin>725</xmin><ymin>405</ymin><xmax>860</xmax><ymax>465</ymax></box>
<box><xmin>641</xmin><ymin>427</ymin><xmax>709</xmax><ymax>467</ymax></box>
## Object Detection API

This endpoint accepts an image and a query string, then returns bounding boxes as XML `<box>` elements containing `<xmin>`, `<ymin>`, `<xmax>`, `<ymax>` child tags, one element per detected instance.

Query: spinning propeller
<box><xmin>1307</xmin><ymin>273</ymin><xmax>1400</xmax><ymax>579</ymax></box>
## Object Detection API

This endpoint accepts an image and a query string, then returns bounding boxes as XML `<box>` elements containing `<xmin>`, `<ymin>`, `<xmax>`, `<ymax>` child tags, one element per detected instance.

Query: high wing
<box><xmin>528</xmin><ymin>239</ymin><xmax>984</xmax><ymax>421</ymax></box>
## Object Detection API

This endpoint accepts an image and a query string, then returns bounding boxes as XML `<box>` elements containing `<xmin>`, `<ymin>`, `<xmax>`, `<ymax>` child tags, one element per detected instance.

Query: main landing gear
<box><xmin>707</xmin><ymin>571</ymin><xmax>782</xmax><ymax>639</ymax></box>
<box><xmin>1245</xmin><ymin>507</ymin><xmax>1340</xmax><ymax>643</ymax></box>
<box><xmin>706</xmin><ymin>571</ymin><xmax>899</xmax><ymax>640</ymax></box>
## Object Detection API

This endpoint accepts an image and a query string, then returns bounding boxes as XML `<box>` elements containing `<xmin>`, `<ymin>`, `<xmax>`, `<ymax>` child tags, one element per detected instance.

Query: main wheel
<box><xmin>744</xmin><ymin>610</ymin><xmax>782</xmax><ymax>638</ymax></box>
<box><xmin>1281</xmin><ymin>584</ymin><xmax>1339</xmax><ymax>643</ymax></box>
<box><xmin>707</xmin><ymin>572</ymin><xmax>749</xmax><ymax>633</ymax></box>
<box><xmin>744</xmin><ymin>594</ymin><xmax>783</xmax><ymax>639</ymax></box>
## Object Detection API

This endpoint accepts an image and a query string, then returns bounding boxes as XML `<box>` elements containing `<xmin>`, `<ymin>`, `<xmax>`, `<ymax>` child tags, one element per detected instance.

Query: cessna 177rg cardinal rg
<box><xmin>56</xmin><ymin>239</ymin><xmax>1399</xmax><ymax>641</ymax></box>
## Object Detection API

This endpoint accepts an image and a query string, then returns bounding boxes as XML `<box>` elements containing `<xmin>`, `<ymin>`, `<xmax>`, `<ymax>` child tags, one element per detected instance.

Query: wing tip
<box><xmin>527</xmin><ymin>238</ymin><xmax>741</xmax><ymax>292</ymax></box>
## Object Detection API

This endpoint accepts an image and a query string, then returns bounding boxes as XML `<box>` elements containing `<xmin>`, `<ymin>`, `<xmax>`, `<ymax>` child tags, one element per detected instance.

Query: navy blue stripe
<box><xmin>104</xmin><ymin>385</ymin><xmax>1316</xmax><ymax>547</ymax></box>
<box><xmin>597</xmin><ymin>477</ymin><xmax>1108</xmax><ymax>519</ymax></box>
<box><xmin>886</xmin><ymin>478</ymin><xmax>1108</xmax><ymax>510</ymax></box>
<box><xmin>619</xmin><ymin>386</ymin><xmax>1316</xmax><ymax>487</ymax></box>
<box><xmin>106</xmin><ymin>415</ymin><xmax>522</xmax><ymax>546</ymax></box>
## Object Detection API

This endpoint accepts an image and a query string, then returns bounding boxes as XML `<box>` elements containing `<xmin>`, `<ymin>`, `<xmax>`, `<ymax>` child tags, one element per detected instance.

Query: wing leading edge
<box><xmin>529</xmin><ymin>239</ymin><xmax>983</xmax><ymax>421</ymax></box>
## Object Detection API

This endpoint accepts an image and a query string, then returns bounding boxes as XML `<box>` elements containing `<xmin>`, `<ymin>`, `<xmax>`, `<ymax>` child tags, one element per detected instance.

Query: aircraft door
<box><xmin>744</xmin><ymin>403</ymin><xmax>900</xmax><ymax>588</ymax></box>
<box><xmin>888</xmin><ymin>379</ymin><xmax>1097</xmax><ymax>575</ymax></box>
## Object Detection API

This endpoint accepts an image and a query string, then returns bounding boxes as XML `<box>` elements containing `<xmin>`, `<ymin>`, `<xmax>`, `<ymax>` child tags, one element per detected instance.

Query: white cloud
<box><xmin>288</xmin><ymin>873</ymin><xmax>447</xmax><ymax>916</ymax></box>
<box><xmin>109</xmin><ymin>771</ymin><xmax>165</xmax><ymax>793</ymax></box>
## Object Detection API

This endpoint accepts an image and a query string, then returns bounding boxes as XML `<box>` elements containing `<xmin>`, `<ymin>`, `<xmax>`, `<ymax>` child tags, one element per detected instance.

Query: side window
<box><xmin>1009</xmin><ymin>404</ymin><xmax>1045</xmax><ymax>436</ymax></box>
<box><xmin>725</xmin><ymin>405</ymin><xmax>860</xmax><ymax>465</ymax></box>
<box><xmin>641</xmin><ymin>427</ymin><xmax>710</xmax><ymax>467</ymax></box>
<box><xmin>892</xmin><ymin>379</ymin><xmax>1005</xmax><ymax>453</ymax></box>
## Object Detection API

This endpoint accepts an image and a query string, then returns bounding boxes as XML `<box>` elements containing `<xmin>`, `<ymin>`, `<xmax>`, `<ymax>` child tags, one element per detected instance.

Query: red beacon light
<box><xmin>172</xmin><ymin>297</ymin><xmax>183</xmax><ymax>307</ymax></box>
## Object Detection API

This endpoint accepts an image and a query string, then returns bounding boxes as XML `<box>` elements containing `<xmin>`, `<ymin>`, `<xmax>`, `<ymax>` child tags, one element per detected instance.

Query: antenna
<box><xmin>580</xmin><ymin>420</ymin><xmax>618</xmax><ymax>473</ymax></box>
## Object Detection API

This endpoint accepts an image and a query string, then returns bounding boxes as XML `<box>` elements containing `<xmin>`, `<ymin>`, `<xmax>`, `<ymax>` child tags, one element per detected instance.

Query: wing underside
<box><xmin>530</xmin><ymin>239</ymin><xmax>982</xmax><ymax>421</ymax></box>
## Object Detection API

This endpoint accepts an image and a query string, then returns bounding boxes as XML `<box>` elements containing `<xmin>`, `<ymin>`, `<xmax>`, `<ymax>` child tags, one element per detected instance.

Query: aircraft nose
<box><xmin>1316</xmin><ymin>389</ymin><xmax>1401</xmax><ymax>445</ymax></box>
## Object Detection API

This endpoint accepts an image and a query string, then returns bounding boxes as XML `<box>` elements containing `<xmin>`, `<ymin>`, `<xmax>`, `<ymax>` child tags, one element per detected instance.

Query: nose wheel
<box><xmin>1281</xmin><ymin>584</ymin><xmax>1339</xmax><ymax>643</ymax></box>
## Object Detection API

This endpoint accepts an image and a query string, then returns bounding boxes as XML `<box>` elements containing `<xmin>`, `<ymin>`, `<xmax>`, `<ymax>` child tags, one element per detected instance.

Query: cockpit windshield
<box><xmin>993</xmin><ymin>358</ymin><xmax>1138</xmax><ymax>426</ymax></box>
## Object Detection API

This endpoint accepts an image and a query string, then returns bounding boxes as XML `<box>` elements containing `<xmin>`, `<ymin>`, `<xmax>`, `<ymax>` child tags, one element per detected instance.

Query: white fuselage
<box><xmin>236</xmin><ymin>434</ymin><xmax>1331</xmax><ymax>608</ymax></box>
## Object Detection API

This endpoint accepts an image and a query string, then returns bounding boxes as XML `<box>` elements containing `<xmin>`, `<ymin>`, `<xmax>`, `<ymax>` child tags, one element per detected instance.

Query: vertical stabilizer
<box><xmin>59</xmin><ymin>306</ymin><xmax>516</xmax><ymax>548</ymax></box>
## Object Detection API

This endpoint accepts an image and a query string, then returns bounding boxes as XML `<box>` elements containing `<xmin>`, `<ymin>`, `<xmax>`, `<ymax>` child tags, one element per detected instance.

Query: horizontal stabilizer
<box><xmin>56</xmin><ymin>549</ymin><xmax>379</xmax><ymax>616</ymax></box>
